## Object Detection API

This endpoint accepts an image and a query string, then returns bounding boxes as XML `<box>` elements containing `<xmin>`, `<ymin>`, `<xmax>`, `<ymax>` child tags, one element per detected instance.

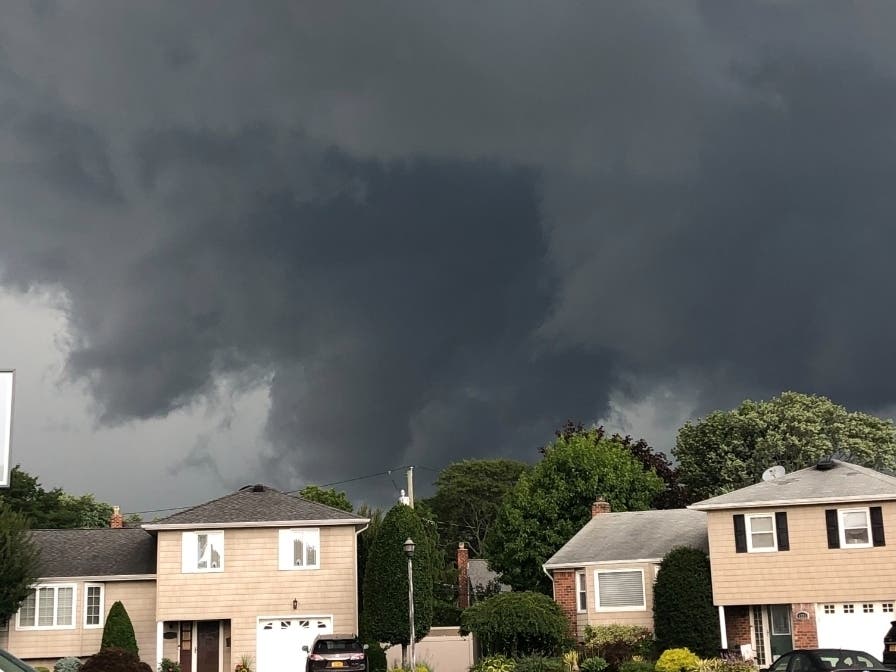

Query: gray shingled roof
<box><xmin>689</xmin><ymin>460</ymin><xmax>896</xmax><ymax>510</ymax></box>
<box><xmin>31</xmin><ymin>528</ymin><xmax>156</xmax><ymax>577</ymax></box>
<box><xmin>468</xmin><ymin>559</ymin><xmax>508</xmax><ymax>592</ymax></box>
<box><xmin>145</xmin><ymin>485</ymin><xmax>367</xmax><ymax>528</ymax></box>
<box><xmin>544</xmin><ymin>509</ymin><xmax>708</xmax><ymax>567</ymax></box>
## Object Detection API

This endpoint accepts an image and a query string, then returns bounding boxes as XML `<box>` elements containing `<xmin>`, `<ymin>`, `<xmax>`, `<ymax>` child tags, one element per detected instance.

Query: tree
<box><xmin>0</xmin><ymin>502</ymin><xmax>40</xmax><ymax>620</ymax></box>
<box><xmin>423</xmin><ymin>459</ymin><xmax>529</xmax><ymax>558</ymax></box>
<box><xmin>674</xmin><ymin>391</ymin><xmax>896</xmax><ymax>501</ymax></box>
<box><xmin>298</xmin><ymin>485</ymin><xmax>353</xmax><ymax>513</ymax></box>
<box><xmin>101</xmin><ymin>601</ymin><xmax>139</xmax><ymax>656</ymax></box>
<box><xmin>486</xmin><ymin>425</ymin><xmax>665</xmax><ymax>593</ymax></box>
<box><xmin>361</xmin><ymin>503</ymin><xmax>436</xmax><ymax>666</ymax></box>
<box><xmin>459</xmin><ymin>591</ymin><xmax>572</xmax><ymax>657</ymax></box>
<box><xmin>653</xmin><ymin>547</ymin><xmax>718</xmax><ymax>657</ymax></box>
<box><xmin>0</xmin><ymin>466</ymin><xmax>114</xmax><ymax>528</ymax></box>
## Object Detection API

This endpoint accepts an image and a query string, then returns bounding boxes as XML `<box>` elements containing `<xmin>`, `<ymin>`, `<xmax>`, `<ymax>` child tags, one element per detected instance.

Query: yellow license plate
<box><xmin>332</xmin><ymin>663</ymin><xmax>344</xmax><ymax>668</ymax></box>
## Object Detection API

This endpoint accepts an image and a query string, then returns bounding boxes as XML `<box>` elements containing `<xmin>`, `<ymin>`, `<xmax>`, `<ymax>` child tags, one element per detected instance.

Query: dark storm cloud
<box><xmin>2</xmin><ymin>1</ymin><xmax>896</xmax><ymax>501</ymax></box>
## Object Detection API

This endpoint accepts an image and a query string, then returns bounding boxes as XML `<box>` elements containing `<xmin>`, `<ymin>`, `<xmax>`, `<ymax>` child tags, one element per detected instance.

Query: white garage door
<box><xmin>815</xmin><ymin>602</ymin><xmax>895</xmax><ymax>660</ymax></box>
<box><xmin>257</xmin><ymin>616</ymin><xmax>333</xmax><ymax>672</ymax></box>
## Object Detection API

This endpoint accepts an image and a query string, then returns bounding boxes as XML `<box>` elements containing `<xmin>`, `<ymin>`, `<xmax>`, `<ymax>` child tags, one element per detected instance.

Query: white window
<box><xmin>839</xmin><ymin>509</ymin><xmax>872</xmax><ymax>548</ymax></box>
<box><xmin>863</xmin><ymin>604</ymin><xmax>874</xmax><ymax>613</ymax></box>
<box><xmin>279</xmin><ymin>528</ymin><xmax>320</xmax><ymax>570</ymax></box>
<box><xmin>746</xmin><ymin>514</ymin><xmax>777</xmax><ymax>552</ymax></box>
<box><xmin>884</xmin><ymin>603</ymin><xmax>894</xmax><ymax>613</ymax></box>
<box><xmin>17</xmin><ymin>585</ymin><xmax>76</xmax><ymax>629</ymax></box>
<box><xmin>594</xmin><ymin>569</ymin><xmax>645</xmax><ymax>611</ymax></box>
<box><xmin>844</xmin><ymin>604</ymin><xmax>855</xmax><ymax>614</ymax></box>
<box><xmin>84</xmin><ymin>584</ymin><xmax>104</xmax><ymax>627</ymax></box>
<box><xmin>823</xmin><ymin>604</ymin><xmax>835</xmax><ymax>614</ymax></box>
<box><xmin>576</xmin><ymin>571</ymin><xmax>587</xmax><ymax>613</ymax></box>
<box><xmin>181</xmin><ymin>531</ymin><xmax>224</xmax><ymax>573</ymax></box>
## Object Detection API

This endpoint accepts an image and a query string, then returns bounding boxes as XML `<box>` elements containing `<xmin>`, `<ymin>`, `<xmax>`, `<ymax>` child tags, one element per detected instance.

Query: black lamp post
<box><xmin>404</xmin><ymin>538</ymin><xmax>416</xmax><ymax>670</ymax></box>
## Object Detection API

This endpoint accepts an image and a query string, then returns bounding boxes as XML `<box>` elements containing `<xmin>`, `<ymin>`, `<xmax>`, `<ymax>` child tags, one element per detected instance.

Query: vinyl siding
<box><xmin>708</xmin><ymin>501</ymin><xmax>896</xmax><ymax>605</ymax></box>
<box><xmin>7</xmin><ymin>580</ymin><xmax>156</xmax><ymax>663</ymax></box>
<box><xmin>155</xmin><ymin>525</ymin><xmax>359</xmax><ymax>664</ymax></box>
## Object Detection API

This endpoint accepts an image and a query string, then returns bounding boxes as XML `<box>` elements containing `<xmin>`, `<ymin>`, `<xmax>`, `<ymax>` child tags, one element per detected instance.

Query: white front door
<box><xmin>257</xmin><ymin>616</ymin><xmax>334</xmax><ymax>672</ymax></box>
<box><xmin>816</xmin><ymin>602</ymin><xmax>895</xmax><ymax>660</ymax></box>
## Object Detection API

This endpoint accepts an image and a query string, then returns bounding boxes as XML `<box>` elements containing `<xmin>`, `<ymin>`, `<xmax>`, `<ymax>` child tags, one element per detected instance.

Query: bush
<box><xmin>655</xmin><ymin>649</ymin><xmax>700</xmax><ymax>672</ymax></box>
<box><xmin>579</xmin><ymin>659</ymin><xmax>608</xmax><ymax>672</ymax></box>
<box><xmin>36</xmin><ymin>667</ymin><xmax>51</xmax><ymax>672</ymax></box>
<box><xmin>81</xmin><ymin>647</ymin><xmax>144</xmax><ymax>672</ymax></box>
<box><xmin>697</xmin><ymin>660</ymin><xmax>755</xmax><ymax>672</ymax></box>
<box><xmin>158</xmin><ymin>658</ymin><xmax>182</xmax><ymax>672</ymax></box>
<box><xmin>461</xmin><ymin>592</ymin><xmax>572</xmax><ymax>657</ymax></box>
<box><xmin>618</xmin><ymin>661</ymin><xmax>653</xmax><ymax>672</ymax></box>
<box><xmin>513</xmin><ymin>657</ymin><xmax>563</xmax><ymax>672</ymax></box>
<box><xmin>432</xmin><ymin>601</ymin><xmax>463</xmax><ymax>626</ymax></box>
<box><xmin>364</xmin><ymin>641</ymin><xmax>387</xmax><ymax>672</ymax></box>
<box><xmin>653</xmin><ymin>548</ymin><xmax>719</xmax><ymax>658</ymax></box>
<box><xmin>583</xmin><ymin>625</ymin><xmax>652</xmax><ymax>668</ymax></box>
<box><xmin>54</xmin><ymin>658</ymin><xmax>82</xmax><ymax>672</ymax></box>
<box><xmin>101</xmin><ymin>601</ymin><xmax>139</xmax><ymax>656</ymax></box>
<box><xmin>471</xmin><ymin>656</ymin><xmax>517</xmax><ymax>672</ymax></box>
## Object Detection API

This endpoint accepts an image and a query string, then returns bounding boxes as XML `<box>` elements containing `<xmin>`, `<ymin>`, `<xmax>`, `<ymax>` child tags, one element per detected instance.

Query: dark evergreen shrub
<box><xmin>81</xmin><ymin>647</ymin><xmax>143</xmax><ymax>672</ymax></box>
<box><xmin>653</xmin><ymin>547</ymin><xmax>719</xmax><ymax>657</ymax></box>
<box><xmin>101</xmin><ymin>602</ymin><xmax>139</xmax><ymax>656</ymax></box>
<box><xmin>460</xmin><ymin>591</ymin><xmax>572</xmax><ymax>657</ymax></box>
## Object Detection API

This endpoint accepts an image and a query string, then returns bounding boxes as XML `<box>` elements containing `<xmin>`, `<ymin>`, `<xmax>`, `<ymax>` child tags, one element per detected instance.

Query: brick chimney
<box><xmin>591</xmin><ymin>498</ymin><xmax>611</xmax><ymax>518</ymax></box>
<box><xmin>457</xmin><ymin>542</ymin><xmax>470</xmax><ymax>609</ymax></box>
<box><xmin>110</xmin><ymin>505</ymin><xmax>123</xmax><ymax>529</ymax></box>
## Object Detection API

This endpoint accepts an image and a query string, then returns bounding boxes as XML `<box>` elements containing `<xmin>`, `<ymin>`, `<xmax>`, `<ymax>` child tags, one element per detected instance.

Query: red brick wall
<box><xmin>792</xmin><ymin>603</ymin><xmax>819</xmax><ymax>649</ymax></box>
<box><xmin>457</xmin><ymin>543</ymin><xmax>470</xmax><ymax>609</ymax></box>
<box><xmin>725</xmin><ymin>606</ymin><xmax>752</xmax><ymax>650</ymax></box>
<box><xmin>553</xmin><ymin>570</ymin><xmax>578</xmax><ymax>640</ymax></box>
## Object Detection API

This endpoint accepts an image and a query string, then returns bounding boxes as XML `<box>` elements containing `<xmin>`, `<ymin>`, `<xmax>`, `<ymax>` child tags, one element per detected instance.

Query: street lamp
<box><xmin>404</xmin><ymin>538</ymin><xmax>416</xmax><ymax>671</ymax></box>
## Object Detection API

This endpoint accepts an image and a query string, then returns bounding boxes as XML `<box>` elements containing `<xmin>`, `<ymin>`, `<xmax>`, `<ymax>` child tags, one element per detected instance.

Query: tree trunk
<box><xmin>402</xmin><ymin>643</ymin><xmax>408</xmax><ymax>669</ymax></box>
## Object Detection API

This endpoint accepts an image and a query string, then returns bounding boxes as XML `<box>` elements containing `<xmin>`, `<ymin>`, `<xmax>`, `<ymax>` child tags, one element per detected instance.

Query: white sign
<box><xmin>0</xmin><ymin>370</ymin><xmax>13</xmax><ymax>488</ymax></box>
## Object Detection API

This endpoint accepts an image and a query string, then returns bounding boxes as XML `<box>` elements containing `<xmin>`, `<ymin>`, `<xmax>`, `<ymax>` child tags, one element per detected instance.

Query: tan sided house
<box><xmin>1</xmin><ymin>485</ymin><xmax>368</xmax><ymax>672</ymax></box>
<box><xmin>543</xmin><ymin>499</ymin><xmax>708</xmax><ymax>641</ymax></box>
<box><xmin>689</xmin><ymin>460</ymin><xmax>896</xmax><ymax>666</ymax></box>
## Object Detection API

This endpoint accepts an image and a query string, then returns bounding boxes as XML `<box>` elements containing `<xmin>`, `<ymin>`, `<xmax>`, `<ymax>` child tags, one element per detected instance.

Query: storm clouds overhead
<box><xmin>2</xmin><ymin>1</ymin><xmax>896</xmax><ymax>510</ymax></box>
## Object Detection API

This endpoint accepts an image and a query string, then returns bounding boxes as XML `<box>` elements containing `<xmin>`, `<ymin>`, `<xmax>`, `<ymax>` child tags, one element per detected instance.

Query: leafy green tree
<box><xmin>486</xmin><ymin>426</ymin><xmax>665</xmax><ymax>593</ymax></box>
<box><xmin>0</xmin><ymin>502</ymin><xmax>40</xmax><ymax>620</ymax></box>
<box><xmin>653</xmin><ymin>547</ymin><xmax>718</xmax><ymax>657</ymax></box>
<box><xmin>0</xmin><ymin>466</ymin><xmax>114</xmax><ymax>528</ymax></box>
<box><xmin>423</xmin><ymin>459</ymin><xmax>529</xmax><ymax>558</ymax></box>
<box><xmin>298</xmin><ymin>485</ymin><xmax>353</xmax><ymax>513</ymax></box>
<box><xmin>356</xmin><ymin>504</ymin><xmax>383</xmax><ymax>617</ymax></box>
<box><xmin>361</xmin><ymin>504</ymin><xmax>435</xmax><ymax>666</ymax></box>
<box><xmin>101</xmin><ymin>601</ymin><xmax>139</xmax><ymax>655</ymax></box>
<box><xmin>674</xmin><ymin>391</ymin><xmax>896</xmax><ymax>501</ymax></box>
<box><xmin>460</xmin><ymin>591</ymin><xmax>572</xmax><ymax>657</ymax></box>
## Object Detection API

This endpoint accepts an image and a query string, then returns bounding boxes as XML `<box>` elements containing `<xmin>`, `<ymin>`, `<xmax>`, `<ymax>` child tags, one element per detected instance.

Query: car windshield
<box><xmin>0</xmin><ymin>649</ymin><xmax>35</xmax><ymax>672</ymax></box>
<box><xmin>814</xmin><ymin>650</ymin><xmax>884</xmax><ymax>669</ymax></box>
<box><xmin>313</xmin><ymin>640</ymin><xmax>363</xmax><ymax>654</ymax></box>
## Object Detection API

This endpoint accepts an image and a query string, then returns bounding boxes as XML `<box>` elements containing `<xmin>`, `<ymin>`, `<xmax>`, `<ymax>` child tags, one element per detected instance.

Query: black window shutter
<box><xmin>871</xmin><ymin>506</ymin><xmax>886</xmax><ymax>547</ymax></box>
<box><xmin>734</xmin><ymin>514</ymin><xmax>747</xmax><ymax>553</ymax></box>
<box><xmin>775</xmin><ymin>512</ymin><xmax>790</xmax><ymax>551</ymax></box>
<box><xmin>826</xmin><ymin>509</ymin><xmax>840</xmax><ymax>549</ymax></box>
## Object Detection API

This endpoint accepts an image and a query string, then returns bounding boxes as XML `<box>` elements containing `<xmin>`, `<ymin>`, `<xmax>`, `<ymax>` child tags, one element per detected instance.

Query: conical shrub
<box><xmin>101</xmin><ymin>601</ymin><xmax>139</xmax><ymax>656</ymax></box>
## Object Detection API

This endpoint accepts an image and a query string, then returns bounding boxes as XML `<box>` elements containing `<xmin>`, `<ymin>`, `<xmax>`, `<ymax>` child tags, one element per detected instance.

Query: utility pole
<box><xmin>406</xmin><ymin>466</ymin><xmax>415</xmax><ymax>508</ymax></box>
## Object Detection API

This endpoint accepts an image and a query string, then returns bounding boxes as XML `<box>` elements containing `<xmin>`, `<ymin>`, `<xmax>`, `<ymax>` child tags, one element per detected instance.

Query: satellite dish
<box><xmin>762</xmin><ymin>465</ymin><xmax>786</xmax><ymax>482</ymax></box>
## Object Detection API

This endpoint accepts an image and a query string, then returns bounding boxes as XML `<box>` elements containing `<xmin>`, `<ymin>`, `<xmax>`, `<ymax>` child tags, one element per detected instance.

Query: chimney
<box><xmin>457</xmin><ymin>542</ymin><xmax>470</xmax><ymax>609</ymax></box>
<box><xmin>111</xmin><ymin>505</ymin><xmax>123</xmax><ymax>529</ymax></box>
<box><xmin>591</xmin><ymin>498</ymin><xmax>611</xmax><ymax>518</ymax></box>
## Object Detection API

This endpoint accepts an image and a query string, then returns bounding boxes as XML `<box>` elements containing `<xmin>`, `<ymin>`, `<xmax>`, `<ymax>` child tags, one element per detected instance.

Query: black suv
<box><xmin>303</xmin><ymin>635</ymin><xmax>368</xmax><ymax>672</ymax></box>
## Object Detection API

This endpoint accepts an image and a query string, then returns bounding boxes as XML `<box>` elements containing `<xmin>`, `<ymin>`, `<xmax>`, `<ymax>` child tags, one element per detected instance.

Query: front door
<box><xmin>768</xmin><ymin>605</ymin><xmax>793</xmax><ymax>659</ymax></box>
<box><xmin>197</xmin><ymin>621</ymin><xmax>220</xmax><ymax>672</ymax></box>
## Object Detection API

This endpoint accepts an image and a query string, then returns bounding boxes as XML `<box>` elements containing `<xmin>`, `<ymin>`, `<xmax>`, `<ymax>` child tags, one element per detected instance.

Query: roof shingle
<box><xmin>31</xmin><ymin>528</ymin><xmax>156</xmax><ymax>577</ymax></box>
<box><xmin>146</xmin><ymin>484</ymin><xmax>367</xmax><ymax>527</ymax></box>
<box><xmin>544</xmin><ymin>509</ymin><xmax>708</xmax><ymax>567</ymax></box>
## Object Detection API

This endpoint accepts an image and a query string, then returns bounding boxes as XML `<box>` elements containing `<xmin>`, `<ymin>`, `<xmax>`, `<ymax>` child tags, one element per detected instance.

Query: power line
<box><xmin>122</xmin><ymin>464</ymin><xmax>417</xmax><ymax>517</ymax></box>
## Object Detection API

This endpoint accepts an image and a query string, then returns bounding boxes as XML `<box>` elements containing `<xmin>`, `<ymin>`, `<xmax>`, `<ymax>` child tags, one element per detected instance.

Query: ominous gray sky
<box><xmin>3</xmin><ymin>1</ymin><xmax>896</xmax><ymax>513</ymax></box>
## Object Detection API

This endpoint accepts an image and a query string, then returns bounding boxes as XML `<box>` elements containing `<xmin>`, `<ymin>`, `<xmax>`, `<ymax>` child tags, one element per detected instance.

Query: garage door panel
<box><xmin>257</xmin><ymin>616</ymin><xmax>333</xmax><ymax>672</ymax></box>
<box><xmin>815</xmin><ymin>603</ymin><xmax>894</xmax><ymax>660</ymax></box>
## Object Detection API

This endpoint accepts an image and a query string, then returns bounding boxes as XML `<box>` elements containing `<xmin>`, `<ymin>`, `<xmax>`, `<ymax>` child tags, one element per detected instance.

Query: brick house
<box><xmin>0</xmin><ymin>485</ymin><xmax>369</xmax><ymax>672</ymax></box>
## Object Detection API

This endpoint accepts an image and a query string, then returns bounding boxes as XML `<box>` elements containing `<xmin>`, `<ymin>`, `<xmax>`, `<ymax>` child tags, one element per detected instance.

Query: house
<box><xmin>0</xmin><ymin>485</ymin><xmax>369</xmax><ymax>672</ymax></box>
<box><xmin>688</xmin><ymin>459</ymin><xmax>896</xmax><ymax>666</ymax></box>
<box><xmin>455</xmin><ymin>543</ymin><xmax>509</xmax><ymax>609</ymax></box>
<box><xmin>543</xmin><ymin>499</ymin><xmax>708</xmax><ymax>641</ymax></box>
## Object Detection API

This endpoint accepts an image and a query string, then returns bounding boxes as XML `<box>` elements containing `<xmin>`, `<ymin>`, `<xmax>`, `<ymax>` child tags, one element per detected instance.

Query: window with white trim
<box><xmin>576</xmin><ymin>571</ymin><xmax>587</xmax><ymax>613</ymax></box>
<box><xmin>839</xmin><ymin>509</ymin><xmax>872</xmax><ymax>548</ymax></box>
<box><xmin>84</xmin><ymin>584</ymin><xmax>104</xmax><ymax>627</ymax></box>
<box><xmin>594</xmin><ymin>569</ymin><xmax>645</xmax><ymax>611</ymax></box>
<box><xmin>823</xmin><ymin>604</ymin><xmax>835</xmax><ymax>614</ymax></box>
<box><xmin>181</xmin><ymin>531</ymin><xmax>224</xmax><ymax>573</ymax></box>
<box><xmin>884</xmin><ymin>603</ymin><xmax>894</xmax><ymax>613</ymax></box>
<box><xmin>844</xmin><ymin>604</ymin><xmax>854</xmax><ymax>614</ymax></box>
<box><xmin>746</xmin><ymin>514</ymin><xmax>777</xmax><ymax>552</ymax></box>
<box><xmin>17</xmin><ymin>584</ymin><xmax>76</xmax><ymax>629</ymax></box>
<box><xmin>279</xmin><ymin>528</ymin><xmax>320</xmax><ymax>570</ymax></box>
